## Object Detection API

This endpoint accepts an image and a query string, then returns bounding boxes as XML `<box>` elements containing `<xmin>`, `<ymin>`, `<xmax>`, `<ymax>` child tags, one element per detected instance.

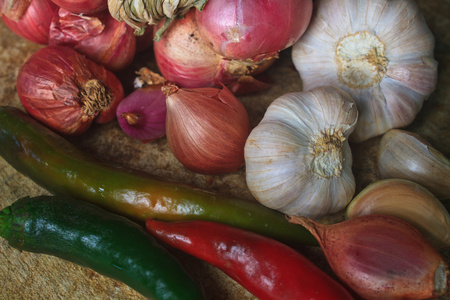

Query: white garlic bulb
<box><xmin>244</xmin><ymin>86</ymin><xmax>358</xmax><ymax>219</ymax></box>
<box><xmin>292</xmin><ymin>0</ymin><xmax>438</xmax><ymax>143</ymax></box>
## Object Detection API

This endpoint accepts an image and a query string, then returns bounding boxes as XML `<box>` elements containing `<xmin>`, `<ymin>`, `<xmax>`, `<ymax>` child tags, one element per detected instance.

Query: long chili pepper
<box><xmin>0</xmin><ymin>106</ymin><xmax>317</xmax><ymax>246</ymax></box>
<box><xmin>0</xmin><ymin>195</ymin><xmax>205</xmax><ymax>300</ymax></box>
<box><xmin>145</xmin><ymin>219</ymin><xmax>355</xmax><ymax>300</ymax></box>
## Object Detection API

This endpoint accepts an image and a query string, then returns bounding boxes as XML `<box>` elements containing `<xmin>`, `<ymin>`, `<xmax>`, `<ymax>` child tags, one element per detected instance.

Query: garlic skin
<box><xmin>244</xmin><ymin>86</ymin><xmax>358</xmax><ymax>219</ymax></box>
<box><xmin>292</xmin><ymin>0</ymin><xmax>438</xmax><ymax>143</ymax></box>
<box><xmin>378</xmin><ymin>129</ymin><xmax>450</xmax><ymax>199</ymax></box>
<box><xmin>347</xmin><ymin>179</ymin><xmax>450</xmax><ymax>249</ymax></box>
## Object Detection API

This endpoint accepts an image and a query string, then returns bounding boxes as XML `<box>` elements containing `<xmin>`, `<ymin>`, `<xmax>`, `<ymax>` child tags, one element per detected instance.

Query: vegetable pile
<box><xmin>0</xmin><ymin>0</ymin><xmax>449</xmax><ymax>299</ymax></box>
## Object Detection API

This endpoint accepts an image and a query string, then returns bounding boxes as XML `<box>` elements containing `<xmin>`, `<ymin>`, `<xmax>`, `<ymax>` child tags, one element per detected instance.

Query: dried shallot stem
<box><xmin>79</xmin><ymin>79</ymin><xmax>112</xmax><ymax>117</ymax></box>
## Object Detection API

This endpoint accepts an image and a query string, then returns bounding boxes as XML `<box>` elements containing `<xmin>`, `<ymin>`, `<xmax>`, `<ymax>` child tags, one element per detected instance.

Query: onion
<box><xmin>162</xmin><ymin>82</ymin><xmax>251</xmax><ymax>174</ymax></box>
<box><xmin>1</xmin><ymin>0</ymin><xmax>58</xmax><ymax>44</ymax></box>
<box><xmin>288</xmin><ymin>214</ymin><xmax>449</xmax><ymax>299</ymax></box>
<box><xmin>49</xmin><ymin>8</ymin><xmax>136</xmax><ymax>71</ymax></box>
<box><xmin>116</xmin><ymin>86</ymin><xmax>166</xmax><ymax>143</ymax></box>
<box><xmin>153</xmin><ymin>9</ymin><xmax>274</xmax><ymax>94</ymax></box>
<box><xmin>195</xmin><ymin>0</ymin><xmax>313</xmax><ymax>62</ymax></box>
<box><xmin>17</xmin><ymin>45</ymin><xmax>124</xmax><ymax>135</ymax></box>
<box><xmin>49</xmin><ymin>0</ymin><xmax>108</xmax><ymax>15</ymax></box>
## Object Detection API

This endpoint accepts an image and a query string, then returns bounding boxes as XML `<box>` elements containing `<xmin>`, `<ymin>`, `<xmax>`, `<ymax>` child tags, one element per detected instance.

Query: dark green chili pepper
<box><xmin>0</xmin><ymin>195</ymin><xmax>204</xmax><ymax>300</ymax></box>
<box><xmin>0</xmin><ymin>106</ymin><xmax>317</xmax><ymax>246</ymax></box>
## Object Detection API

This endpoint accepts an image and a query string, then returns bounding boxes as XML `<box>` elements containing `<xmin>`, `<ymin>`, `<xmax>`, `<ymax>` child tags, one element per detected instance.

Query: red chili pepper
<box><xmin>146</xmin><ymin>219</ymin><xmax>354</xmax><ymax>300</ymax></box>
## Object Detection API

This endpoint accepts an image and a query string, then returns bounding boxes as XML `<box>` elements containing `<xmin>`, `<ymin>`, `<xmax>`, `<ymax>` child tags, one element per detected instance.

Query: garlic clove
<box><xmin>292</xmin><ymin>0</ymin><xmax>438</xmax><ymax>143</ymax></box>
<box><xmin>244</xmin><ymin>86</ymin><xmax>358</xmax><ymax>219</ymax></box>
<box><xmin>346</xmin><ymin>179</ymin><xmax>450</xmax><ymax>249</ymax></box>
<box><xmin>378</xmin><ymin>129</ymin><xmax>450</xmax><ymax>199</ymax></box>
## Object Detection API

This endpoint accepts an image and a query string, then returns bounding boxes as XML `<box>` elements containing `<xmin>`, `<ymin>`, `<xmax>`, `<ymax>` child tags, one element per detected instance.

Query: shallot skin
<box><xmin>153</xmin><ymin>9</ymin><xmax>273</xmax><ymax>92</ymax></box>
<box><xmin>116</xmin><ymin>86</ymin><xmax>166</xmax><ymax>142</ymax></box>
<box><xmin>195</xmin><ymin>0</ymin><xmax>313</xmax><ymax>61</ymax></box>
<box><xmin>50</xmin><ymin>8</ymin><xmax>137</xmax><ymax>72</ymax></box>
<box><xmin>50</xmin><ymin>0</ymin><xmax>108</xmax><ymax>15</ymax></box>
<box><xmin>17</xmin><ymin>46</ymin><xmax>124</xmax><ymax>135</ymax></box>
<box><xmin>289</xmin><ymin>215</ymin><xmax>449</xmax><ymax>299</ymax></box>
<box><xmin>1</xmin><ymin>0</ymin><xmax>59</xmax><ymax>44</ymax></box>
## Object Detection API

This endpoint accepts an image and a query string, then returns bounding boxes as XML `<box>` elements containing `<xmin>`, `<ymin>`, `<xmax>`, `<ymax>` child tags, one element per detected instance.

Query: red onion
<box><xmin>195</xmin><ymin>0</ymin><xmax>313</xmax><ymax>62</ymax></box>
<box><xmin>288</xmin><ymin>214</ymin><xmax>449</xmax><ymax>299</ymax></box>
<box><xmin>49</xmin><ymin>8</ymin><xmax>136</xmax><ymax>71</ymax></box>
<box><xmin>1</xmin><ymin>0</ymin><xmax>58</xmax><ymax>44</ymax></box>
<box><xmin>17</xmin><ymin>45</ymin><xmax>124</xmax><ymax>135</ymax></box>
<box><xmin>116</xmin><ymin>86</ymin><xmax>166</xmax><ymax>143</ymax></box>
<box><xmin>153</xmin><ymin>9</ymin><xmax>274</xmax><ymax>93</ymax></box>
<box><xmin>162</xmin><ymin>82</ymin><xmax>251</xmax><ymax>174</ymax></box>
<box><xmin>49</xmin><ymin>0</ymin><xmax>108</xmax><ymax>15</ymax></box>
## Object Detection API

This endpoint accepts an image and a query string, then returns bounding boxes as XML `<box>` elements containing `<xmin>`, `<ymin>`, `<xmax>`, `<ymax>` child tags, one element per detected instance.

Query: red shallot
<box><xmin>162</xmin><ymin>82</ymin><xmax>250</xmax><ymax>175</ymax></box>
<box><xmin>1</xmin><ymin>0</ymin><xmax>58</xmax><ymax>44</ymax></box>
<box><xmin>195</xmin><ymin>0</ymin><xmax>313</xmax><ymax>62</ymax></box>
<box><xmin>17</xmin><ymin>45</ymin><xmax>124</xmax><ymax>135</ymax></box>
<box><xmin>153</xmin><ymin>9</ymin><xmax>273</xmax><ymax>94</ymax></box>
<box><xmin>288</xmin><ymin>214</ymin><xmax>449</xmax><ymax>300</ymax></box>
<box><xmin>49</xmin><ymin>0</ymin><xmax>108</xmax><ymax>15</ymax></box>
<box><xmin>0</xmin><ymin>0</ymin><xmax>31</xmax><ymax>21</ymax></box>
<box><xmin>49</xmin><ymin>8</ymin><xmax>136</xmax><ymax>71</ymax></box>
<box><xmin>116</xmin><ymin>86</ymin><xmax>166</xmax><ymax>143</ymax></box>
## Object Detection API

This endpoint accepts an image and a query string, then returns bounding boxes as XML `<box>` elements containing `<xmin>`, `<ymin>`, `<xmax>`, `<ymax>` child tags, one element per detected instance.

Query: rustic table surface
<box><xmin>1</xmin><ymin>1</ymin><xmax>449</xmax><ymax>299</ymax></box>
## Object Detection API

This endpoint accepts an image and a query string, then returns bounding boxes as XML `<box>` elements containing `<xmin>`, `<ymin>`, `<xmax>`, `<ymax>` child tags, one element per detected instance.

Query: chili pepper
<box><xmin>0</xmin><ymin>106</ymin><xmax>317</xmax><ymax>246</ymax></box>
<box><xmin>145</xmin><ymin>219</ymin><xmax>355</xmax><ymax>300</ymax></box>
<box><xmin>0</xmin><ymin>195</ymin><xmax>204</xmax><ymax>300</ymax></box>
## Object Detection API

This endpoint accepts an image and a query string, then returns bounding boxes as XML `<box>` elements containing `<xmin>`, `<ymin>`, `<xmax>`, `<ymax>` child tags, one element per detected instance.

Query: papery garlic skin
<box><xmin>378</xmin><ymin>129</ymin><xmax>450</xmax><ymax>199</ymax></box>
<box><xmin>292</xmin><ymin>0</ymin><xmax>438</xmax><ymax>143</ymax></box>
<box><xmin>244</xmin><ymin>86</ymin><xmax>358</xmax><ymax>219</ymax></box>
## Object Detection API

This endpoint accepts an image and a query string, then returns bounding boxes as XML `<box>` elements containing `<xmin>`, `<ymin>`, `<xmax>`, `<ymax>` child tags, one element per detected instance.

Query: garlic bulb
<box><xmin>291</xmin><ymin>0</ymin><xmax>438</xmax><ymax>143</ymax></box>
<box><xmin>244</xmin><ymin>86</ymin><xmax>358</xmax><ymax>219</ymax></box>
<box><xmin>347</xmin><ymin>179</ymin><xmax>450</xmax><ymax>249</ymax></box>
<box><xmin>378</xmin><ymin>129</ymin><xmax>450</xmax><ymax>199</ymax></box>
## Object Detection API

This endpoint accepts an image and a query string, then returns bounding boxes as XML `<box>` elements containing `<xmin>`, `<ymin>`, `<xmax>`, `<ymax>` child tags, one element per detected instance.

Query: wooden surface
<box><xmin>1</xmin><ymin>1</ymin><xmax>449</xmax><ymax>299</ymax></box>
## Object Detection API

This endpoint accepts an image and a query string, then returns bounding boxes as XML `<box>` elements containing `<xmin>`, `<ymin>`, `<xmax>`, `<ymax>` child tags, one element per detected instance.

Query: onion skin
<box><xmin>49</xmin><ymin>8</ymin><xmax>136</xmax><ymax>71</ymax></box>
<box><xmin>17</xmin><ymin>45</ymin><xmax>124</xmax><ymax>135</ymax></box>
<box><xmin>1</xmin><ymin>0</ymin><xmax>58</xmax><ymax>44</ymax></box>
<box><xmin>288</xmin><ymin>214</ymin><xmax>449</xmax><ymax>300</ymax></box>
<box><xmin>195</xmin><ymin>0</ymin><xmax>313</xmax><ymax>61</ymax></box>
<box><xmin>50</xmin><ymin>0</ymin><xmax>108</xmax><ymax>15</ymax></box>
<box><xmin>116</xmin><ymin>86</ymin><xmax>166</xmax><ymax>143</ymax></box>
<box><xmin>153</xmin><ymin>9</ymin><xmax>274</xmax><ymax>92</ymax></box>
<box><xmin>0</xmin><ymin>0</ymin><xmax>31</xmax><ymax>21</ymax></box>
<box><xmin>163</xmin><ymin>83</ymin><xmax>251</xmax><ymax>175</ymax></box>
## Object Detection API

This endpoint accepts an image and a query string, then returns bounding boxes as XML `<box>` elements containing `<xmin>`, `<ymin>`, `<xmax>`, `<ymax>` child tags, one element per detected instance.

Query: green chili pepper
<box><xmin>0</xmin><ymin>106</ymin><xmax>317</xmax><ymax>246</ymax></box>
<box><xmin>0</xmin><ymin>195</ymin><xmax>204</xmax><ymax>299</ymax></box>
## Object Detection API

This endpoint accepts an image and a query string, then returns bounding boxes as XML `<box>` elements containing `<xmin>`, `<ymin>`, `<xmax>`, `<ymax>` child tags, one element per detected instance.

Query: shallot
<box><xmin>195</xmin><ymin>0</ymin><xmax>313</xmax><ymax>62</ymax></box>
<box><xmin>1</xmin><ymin>0</ymin><xmax>58</xmax><ymax>44</ymax></box>
<box><xmin>153</xmin><ymin>9</ymin><xmax>273</xmax><ymax>93</ymax></box>
<box><xmin>162</xmin><ymin>82</ymin><xmax>250</xmax><ymax>174</ymax></box>
<box><xmin>288</xmin><ymin>214</ymin><xmax>449</xmax><ymax>299</ymax></box>
<box><xmin>49</xmin><ymin>8</ymin><xmax>136</xmax><ymax>71</ymax></box>
<box><xmin>17</xmin><ymin>45</ymin><xmax>124</xmax><ymax>135</ymax></box>
<box><xmin>116</xmin><ymin>86</ymin><xmax>166</xmax><ymax>143</ymax></box>
<box><xmin>50</xmin><ymin>0</ymin><xmax>108</xmax><ymax>15</ymax></box>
